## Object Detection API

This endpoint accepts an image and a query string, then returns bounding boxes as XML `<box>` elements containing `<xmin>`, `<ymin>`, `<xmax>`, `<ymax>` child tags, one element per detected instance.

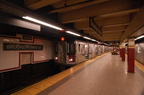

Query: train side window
<box><xmin>78</xmin><ymin>44</ymin><xmax>81</xmax><ymax>53</ymax></box>
<box><xmin>82</xmin><ymin>44</ymin><xmax>85</xmax><ymax>54</ymax></box>
<box><xmin>89</xmin><ymin>45</ymin><xmax>91</xmax><ymax>53</ymax></box>
<box><xmin>54</xmin><ymin>42</ymin><xmax>58</xmax><ymax>54</ymax></box>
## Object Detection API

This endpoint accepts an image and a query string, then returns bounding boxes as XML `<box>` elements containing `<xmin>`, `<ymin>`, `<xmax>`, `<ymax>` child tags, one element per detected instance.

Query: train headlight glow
<box><xmin>69</xmin><ymin>58</ymin><xmax>73</xmax><ymax>62</ymax></box>
<box><xmin>55</xmin><ymin>57</ymin><xmax>58</xmax><ymax>60</ymax></box>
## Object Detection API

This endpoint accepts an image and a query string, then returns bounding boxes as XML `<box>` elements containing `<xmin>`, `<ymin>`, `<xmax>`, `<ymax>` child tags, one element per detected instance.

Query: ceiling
<box><xmin>1</xmin><ymin>0</ymin><xmax>144</xmax><ymax>43</ymax></box>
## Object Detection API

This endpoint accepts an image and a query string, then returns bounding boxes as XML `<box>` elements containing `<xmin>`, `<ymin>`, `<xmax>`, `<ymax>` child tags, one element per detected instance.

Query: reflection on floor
<box><xmin>12</xmin><ymin>53</ymin><xmax>144</xmax><ymax>95</ymax></box>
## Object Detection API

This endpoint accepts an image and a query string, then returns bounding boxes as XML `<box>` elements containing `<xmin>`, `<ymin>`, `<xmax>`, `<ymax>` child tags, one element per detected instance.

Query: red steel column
<box><xmin>119</xmin><ymin>45</ymin><xmax>122</xmax><ymax>57</ymax></box>
<box><xmin>121</xmin><ymin>43</ymin><xmax>125</xmax><ymax>61</ymax></box>
<box><xmin>127</xmin><ymin>38</ymin><xmax>135</xmax><ymax>73</ymax></box>
<box><xmin>120</xmin><ymin>49</ymin><xmax>122</xmax><ymax>57</ymax></box>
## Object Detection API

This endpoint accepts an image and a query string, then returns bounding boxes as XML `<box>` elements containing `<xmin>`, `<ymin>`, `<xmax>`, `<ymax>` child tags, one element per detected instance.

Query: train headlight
<box><xmin>55</xmin><ymin>57</ymin><xmax>58</xmax><ymax>60</ymax></box>
<box><xmin>69</xmin><ymin>58</ymin><xmax>73</xmax><ymax>62</ymax></box>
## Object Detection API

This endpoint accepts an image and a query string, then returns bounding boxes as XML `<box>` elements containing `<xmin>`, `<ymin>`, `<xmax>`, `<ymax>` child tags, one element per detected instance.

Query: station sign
<box><xmin>3</xmin><ymin>43</ymin><xmax>43</xmax><ymax>50</ymax></box>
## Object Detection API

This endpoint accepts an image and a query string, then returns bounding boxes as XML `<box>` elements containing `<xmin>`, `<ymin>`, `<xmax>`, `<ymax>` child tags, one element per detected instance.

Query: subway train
<box><xmin>54</xmin><ymin>40</ymin><xmax>113</xmax><ymax>66</ymax></box>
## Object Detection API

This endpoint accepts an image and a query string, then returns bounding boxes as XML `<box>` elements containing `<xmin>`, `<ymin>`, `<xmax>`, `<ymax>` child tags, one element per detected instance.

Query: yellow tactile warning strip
<box><xmin>125</xmin><ymin>54</ymin><xmax>144</xmax><ymax>72</ymax></box>
<box><xmin>135</xmin><ymin>60</ymin><xmax>144</xmax><ymax>72</ymax></box>
<box><xmin>11</xmin><ymin>52</ymin><xmax>109</xmax><ymax>95</ymax></box>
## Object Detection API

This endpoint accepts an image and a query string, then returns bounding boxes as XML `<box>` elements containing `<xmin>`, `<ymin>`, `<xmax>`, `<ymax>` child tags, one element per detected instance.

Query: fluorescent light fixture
<box><xmin>66</xmin><ymin>31</ymin><xmax>81</xmax><ymax>36</ymax></box>
<box><xmin>135</xmin><ymin>35</ymin><xmax>144</xmax><ymax>41</ymax></box>
<box><xmin>83</xmin><ymin>37</ymin><xmax>91</xmax><ymax>40</ymax></box>
<box><xmin>91</xmin><ymin>39</ymin><xmax>96</xmax><ymax>41</ymax></box>
<box><xmin>83</xmin><ymin>37</ymin><xmax>97</xmax><ymax>42</ymax></box>
<box><xmin>22</xmin><ymin>16</ymin><xmax>63</xmax><ymax>31</ymax></box>
<box><xmin>104</xmin><ymin>43</ymin><xmax>109</xmax><ymax>45</ymax></box>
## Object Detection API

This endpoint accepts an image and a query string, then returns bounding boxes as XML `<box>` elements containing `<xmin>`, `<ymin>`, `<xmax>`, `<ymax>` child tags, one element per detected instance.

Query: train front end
<box><xmin>54</xmin><ymin>41</ymin><xmax>76</xmax><ymax>66</ymax></box>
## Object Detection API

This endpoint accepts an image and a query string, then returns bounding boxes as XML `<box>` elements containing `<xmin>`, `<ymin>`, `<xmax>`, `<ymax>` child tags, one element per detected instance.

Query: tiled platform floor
<box><xmin>12</xmin><ymin>53</ymin><xmax>144</xmax><ymax>95</ymax></box>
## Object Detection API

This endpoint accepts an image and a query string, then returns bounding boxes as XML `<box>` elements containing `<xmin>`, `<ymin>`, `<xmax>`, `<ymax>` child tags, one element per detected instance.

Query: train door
<box><xmin>102</xmin><ymin>45</ymin><xmax>104</xmax><ymax>53</ymax></box>
<box><xmin>55</xmin><ymin>42</ymin><xmax>67</xmax><ymax>64</ymax></box>
<box><xmin>97</xmin><ymin>45</ymin><xmax>99</xmax><ymax>55</ymax></box>
<box><xmin>97</xmin><ymin>45</ymin><xmax>101</xmax><ymax>55</ymax></box>
<box><xmin>91</xmin><ymin>44</ymin><xmax>94</xmax><ymax>58</ymax></box>
<box><xmin>95</xmin><ymin>45</ymin><xmax>98</xmax><ymax>56</ymax></box>
<box><xmin>85</xmin><ymin>44</ymin><xmax>89</xmax><ymax>60</ymax></box>
<box><xmin>89</xmin><ymin>44</ymin><xmax>94</xmax><ymax>58</ymax></box>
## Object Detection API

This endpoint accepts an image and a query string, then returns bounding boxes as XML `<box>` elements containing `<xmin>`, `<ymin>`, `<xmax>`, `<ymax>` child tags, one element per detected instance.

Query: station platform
<box><xmin>12</xmin><ymin>52</ymin><xmax>144</xmax><ymax>95</ymax></box>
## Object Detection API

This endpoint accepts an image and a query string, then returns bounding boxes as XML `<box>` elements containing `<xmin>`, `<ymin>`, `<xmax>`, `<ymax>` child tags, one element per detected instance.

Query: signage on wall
<box><xmin>3</xmin><ymin>43</ymin><xmax>43</xmax><ymax>50</ymax></box>
<box><xmin>22</xmin><ymin>35</ymin><xmax>32</xmax><ymax>40</ymax></box>
<box><xmin>89</xmin><ymin>17</ymin><xmax>102</xmax><ymax>36</ymax></box>
<box><xmin>16</xmin><ymin>34</ymin><xmax>34</xmax><ymax>42</ymax></box>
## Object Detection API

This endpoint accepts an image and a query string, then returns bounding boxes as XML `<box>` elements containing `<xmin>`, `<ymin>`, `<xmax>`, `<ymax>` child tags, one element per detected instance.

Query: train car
<box><xmin>54</xmin><ymin>40</ymin><xmax>112</xmax><ymax>66</ymax></box>
<box><xmin>135</xmin><ymin>43</ymin><xmax>144</xmax><ymax>64</ymax></box>
<box><xmin>54</xmin><ymin>40</ymin><xmax>96</xmax><ymax>66</ymax></box>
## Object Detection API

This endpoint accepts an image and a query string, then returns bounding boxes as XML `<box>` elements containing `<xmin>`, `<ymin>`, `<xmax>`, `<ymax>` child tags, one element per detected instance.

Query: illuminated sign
<box><xmin>3</xmin><ymin>43</ymin><xmax>43</xmax><ymax>50</ymax></box>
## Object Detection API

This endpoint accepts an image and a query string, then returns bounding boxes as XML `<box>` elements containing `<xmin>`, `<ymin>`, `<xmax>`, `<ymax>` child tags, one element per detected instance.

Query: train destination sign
<box><xmin>3</xmin><ymin>43</ymin><xmax>43</xmax><ymax>50</ymax></box>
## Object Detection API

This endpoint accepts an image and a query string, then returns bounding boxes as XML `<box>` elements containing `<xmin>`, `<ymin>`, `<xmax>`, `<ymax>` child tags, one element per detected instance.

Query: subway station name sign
<box><xmin>3</xmin><ymin>43</ymin><xmax>43</xmax><ymax>50</ymax></box>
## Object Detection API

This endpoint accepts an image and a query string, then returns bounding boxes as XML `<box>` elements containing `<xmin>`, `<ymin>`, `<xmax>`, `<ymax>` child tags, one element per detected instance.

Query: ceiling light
<box><xmin>66</xmin><ymin>31</ymin><xmax>81</xmax><ymax>36</ymax></box>
<box><xmin>83</xmin><ymin>37</ymin><xmax>97</xmax><ymax>42</ymax></box>
<box><xmin>22</xmin><ymin>16</ymin><xmax>63</xmax><ymax>31</ymax></box>
<box><xmin>83</xmin><ymin>37</ymin><xmax>91</xmax><ymax>40</ymax></box>
<box><xmin>91</xmin><ymin>39</ymin><xmax>97</xmax><ymax>41</ymax></box>
<box><xmin>135</xmin><ymin>35</ymin><xmax>144</xmax><ymax>41</ymax></box>
<box><xmin>104</xmin><ymin>43</ymin><xmax>109</xmax><ymax>45</ymax></box>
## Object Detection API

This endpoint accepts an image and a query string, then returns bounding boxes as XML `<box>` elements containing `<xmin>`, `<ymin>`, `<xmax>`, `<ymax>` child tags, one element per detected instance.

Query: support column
<box><xmin>121</xmin><ymin>43</ymin><xmax>125</xmax><ymax>61</ymax></box>
<box><xmin>127</xmin><ymin>38</ymin><xmax>135</xmax><ymax>73</ymax></box>
<box><xmin>119</xmin><ymin>45</ymin><xmax>122</xmax><ymax>57</ymax></box>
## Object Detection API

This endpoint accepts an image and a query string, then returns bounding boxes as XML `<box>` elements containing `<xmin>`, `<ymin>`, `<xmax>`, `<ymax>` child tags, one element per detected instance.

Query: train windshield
<box><xmin>67</xmin><ymin>43</ymin><xmax>75</xmax><ymax>54</ymax></box>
